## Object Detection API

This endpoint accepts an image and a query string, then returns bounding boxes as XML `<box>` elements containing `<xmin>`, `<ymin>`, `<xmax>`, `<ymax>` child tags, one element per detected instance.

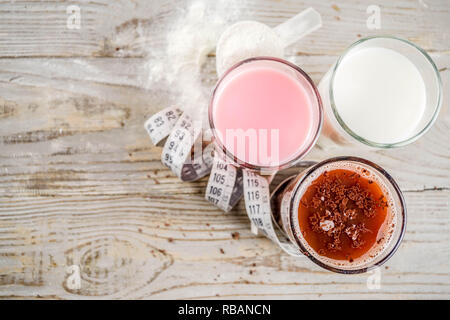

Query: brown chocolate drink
<box><xmin>271</xmin><ymin>157</ymin><xmax>406</xmax><ymax>273</ymax></box>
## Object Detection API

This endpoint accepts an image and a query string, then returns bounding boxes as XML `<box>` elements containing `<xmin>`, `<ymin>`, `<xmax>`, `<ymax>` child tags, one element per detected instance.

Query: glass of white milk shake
<box><xmin>318</xmin><ymin>36</ymin><xmax>442</xmax><ymax>148</ymax></box>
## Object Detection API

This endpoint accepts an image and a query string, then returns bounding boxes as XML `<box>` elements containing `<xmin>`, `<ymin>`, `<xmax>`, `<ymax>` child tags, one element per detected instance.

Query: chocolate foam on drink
<box><xmin>287</xmin><ymin>160</ymin><xmax>402</xmax><ymax>270</ymax></box>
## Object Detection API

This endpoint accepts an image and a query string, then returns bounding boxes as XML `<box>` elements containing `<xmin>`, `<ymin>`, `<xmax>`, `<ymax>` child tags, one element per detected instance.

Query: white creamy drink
<box><xmin>318</xmin><ymin>36</ymin><xmax>442</xmax><ymax>149</ymax></box>
<box><xmin>332</xmin><ymin>47</ymin><xmax>427</xmax><ymax>144</ymax></box>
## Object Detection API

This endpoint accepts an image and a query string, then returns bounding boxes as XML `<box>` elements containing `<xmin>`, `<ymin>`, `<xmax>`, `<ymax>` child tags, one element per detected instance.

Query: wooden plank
<box><xmin>0</xmin><ymin>190</ymin><xmax>448</xmax><ymax>299</ymax></box>
<box><xmin>0</xmin><ymin>0</ymin><xmax>449</xmax><ymax>58</ymax></box>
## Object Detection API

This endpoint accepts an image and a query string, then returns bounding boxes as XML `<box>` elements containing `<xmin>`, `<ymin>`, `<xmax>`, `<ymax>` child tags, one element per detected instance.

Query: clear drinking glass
<box><xmin>209</xmin><ymin>57</ymin><xmax>323</xmax><ymax>173</ymax></box>
<box><xmin>318</xmin><ymin>36</ymin><xmax>442</xmax><ymax>148</ymax></box>
<box><xmin>271</xmin><ymin>156</ymin><xmax>407</xmax><ymax>274</ymax></box>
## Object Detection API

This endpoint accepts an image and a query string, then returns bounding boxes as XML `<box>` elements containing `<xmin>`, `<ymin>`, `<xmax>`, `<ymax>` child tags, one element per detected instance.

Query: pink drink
<box><xmin>210</xmin><ymin>58</ymin><xmax>322</xmax><ymax>169</ymax></box>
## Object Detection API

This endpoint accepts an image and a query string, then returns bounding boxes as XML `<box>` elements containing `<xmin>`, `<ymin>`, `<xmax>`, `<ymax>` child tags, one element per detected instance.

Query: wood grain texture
<box><xmin>0</xmin><ymin>0</ymin><xmax>449</xmax><ymax>299</ymax></box>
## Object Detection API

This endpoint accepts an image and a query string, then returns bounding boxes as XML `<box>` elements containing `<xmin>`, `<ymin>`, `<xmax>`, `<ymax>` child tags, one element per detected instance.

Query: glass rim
<box><xmin>329</xmin><ymin>35</ymin><xmax>443</xmax><ymax>148</ymax></box>
<box><xmin>209</xmin><ymin>56</ymin><xmax>323</xmax><ymax>172</ymax></box>
<box><xmin>288</xmin><ymin>156</ymin><xmax>407</xmax><ymax>274</ymax></box>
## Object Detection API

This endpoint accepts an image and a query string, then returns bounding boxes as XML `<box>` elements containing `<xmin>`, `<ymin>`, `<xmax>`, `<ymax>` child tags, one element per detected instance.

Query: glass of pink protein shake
<box><xmin>209</xmin><ymin>57</ymin><xmax>323</xmax><ymax>172</ymax></box>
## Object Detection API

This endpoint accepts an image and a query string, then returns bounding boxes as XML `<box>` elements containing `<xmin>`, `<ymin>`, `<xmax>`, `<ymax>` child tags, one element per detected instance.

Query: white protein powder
<box><xmin>215</xmin><ymin>21</ymin><xmax>284</xmax><ymax>76</ymax></box>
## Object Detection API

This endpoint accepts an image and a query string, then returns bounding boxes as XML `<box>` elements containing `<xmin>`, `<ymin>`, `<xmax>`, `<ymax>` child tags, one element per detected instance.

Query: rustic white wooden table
<box><xmin>0</xmin><ymin>0</ymin><xmax>449</xmax><ymax>299</ymax></box>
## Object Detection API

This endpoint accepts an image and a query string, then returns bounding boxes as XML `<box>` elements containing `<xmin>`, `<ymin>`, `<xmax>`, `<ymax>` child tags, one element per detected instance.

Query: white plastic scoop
<box><xmin>216</xmin><ymin>7</ymin><xmax>322</xmax><ymax>76</ymax></box>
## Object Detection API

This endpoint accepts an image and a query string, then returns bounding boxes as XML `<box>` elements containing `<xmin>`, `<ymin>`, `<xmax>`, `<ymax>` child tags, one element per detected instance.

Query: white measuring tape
<box><xmin>145</xmin><ymin>106</ymin><xmax>308</xmax><ymax>257</ymax></box>
<box><xmin>146</xmin><ymin>107</ymin><xmax>214</xmax><ymax>182</ymax></box>
<box><xmin>205</xmin><ymin>155</ymin><xmax>243</xmax><ymax>212</ymax></box>
<box><xmin>242</xmin><ymin>171</ymin><xmax>303</xmax><ymax>256</ymax></box>
<box><xmin>144</xmin><ymin>106</ymin><xmax>182</xmax><ymax>146</ymax></box>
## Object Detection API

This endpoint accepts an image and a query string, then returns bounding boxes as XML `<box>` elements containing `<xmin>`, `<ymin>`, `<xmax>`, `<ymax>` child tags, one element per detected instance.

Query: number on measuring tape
<box><xmin>247</xmin><ymin>190</ymin><xmax>260</xmax><ymax>201</ymax></box>
<box><xmin>212</xmin><ymin>173</ymin><xmax>226</xmax><ymax>184</ymax></box>
<box><xmin>205</xmin><ymin>156</ymin><xmax>242</xmax><ymax>212</ymax></box>
<box><xmin>156</xmin><ymin>112</ymin><xmax>213</xmax><ymax>182</ymax></box>
<box><xmin>242</xmin><ymin>169</ymin><xmax>303</xmax><ymax>257</ymax></box>
<box><xmin>145</xmin><ymin>106</ymin><xmax>182</xmax><ymax>146</ymax></box>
